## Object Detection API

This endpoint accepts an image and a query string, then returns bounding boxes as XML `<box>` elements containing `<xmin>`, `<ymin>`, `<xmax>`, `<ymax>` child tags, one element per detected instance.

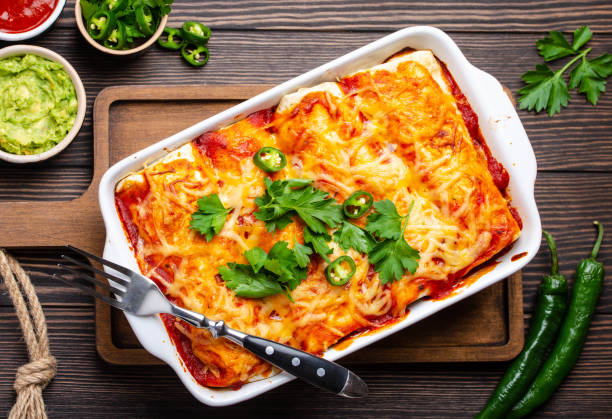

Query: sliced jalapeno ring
<box><xmin>103</xmin><ymin>21</ymin><xmax>127</xmax><ymax>50</ymax></box>
<box><xmin>135</xmin><ymin>5</ymin><xmax>155</xmax><ymax>36</ymax></box>
<box><xmin>326</xmin><ymin>256</ymin><xmax>356</xmax><ymax>286</ymax></box>
<box><xmin>181</xmin><ymin>21</ymin><xmax>211</xmax><ymax>45</ymax></box>
<box><xmin>253</xmin><ymin>147</ymin><xmax>287</xmax><ymax>173</ymax></box>
<box><xmin>343</xmin><ymin>190</ymin><xmax>374</xmax><ymax>218</ymax></box>
<box><xmin>103</xmin><ymin>0</ymin><xmax>128</xmax><ymax>12</ymax></box>
<box><xmin>87</xmin><ymin>10</ymin><xmax>115</xmax><ymax>40</ymax></box>
<box><xmin>158</xmin><ymin>27</ymin><xmax>184</xmax><ymax>50</ymax></box>
<box><xmin>181</xmin><ymin>43</ymin><xmax>210</xmax><ymax>67</ymax></box>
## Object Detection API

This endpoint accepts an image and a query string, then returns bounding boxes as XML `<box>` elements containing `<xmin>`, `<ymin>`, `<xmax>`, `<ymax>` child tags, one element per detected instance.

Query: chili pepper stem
<box><xmin>590</xmin><ymin>221</ymin><xmax>604</xmax><ymax>259</ymax></box>
<box><xmin>543</xmin><ymin>230</ymin><xmax>559</xmax><ymax>274</ymax></box>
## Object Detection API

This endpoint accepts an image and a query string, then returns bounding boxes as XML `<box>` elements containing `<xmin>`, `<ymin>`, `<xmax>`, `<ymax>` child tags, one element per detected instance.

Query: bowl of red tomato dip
<box><xmin>0</xmin><ymin>0</ymin><xmax>66</xmax><ymax>42</ymax></box>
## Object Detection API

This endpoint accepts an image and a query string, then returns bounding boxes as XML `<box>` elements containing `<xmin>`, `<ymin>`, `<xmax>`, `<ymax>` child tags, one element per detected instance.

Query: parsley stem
<box><xmin>557</xmin><ymin>47</ymin><xmax>591</xmax><ymax>77</ymax></box>
<box><xmin>400</xmin><ymin>200</ymin><xmax>415</xmax><ymax>236</ymax></box>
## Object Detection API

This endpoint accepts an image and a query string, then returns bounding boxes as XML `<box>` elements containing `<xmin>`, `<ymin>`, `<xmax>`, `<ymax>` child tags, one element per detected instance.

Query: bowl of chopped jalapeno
<box><xmin>75</xmin><ymin>0</ymin><xmax>170</xmax><ymax>56</ymax></box>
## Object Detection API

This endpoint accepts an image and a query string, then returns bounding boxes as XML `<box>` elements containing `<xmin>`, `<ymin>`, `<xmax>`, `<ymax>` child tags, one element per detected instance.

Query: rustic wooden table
<box><xmin>1</xmin><ymin>1</ymin><xmax>611</xmax><ymax>417</ymax></box>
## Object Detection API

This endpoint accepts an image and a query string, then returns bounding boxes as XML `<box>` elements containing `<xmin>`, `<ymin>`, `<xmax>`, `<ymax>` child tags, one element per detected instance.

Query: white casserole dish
<box><xmin>98</xmin><ymin>26</ymin><xmax>540</xmax><ymax>406</ymax></box>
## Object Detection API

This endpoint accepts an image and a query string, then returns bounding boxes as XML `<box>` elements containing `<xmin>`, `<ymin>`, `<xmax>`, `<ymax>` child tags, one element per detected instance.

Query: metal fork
<box><xmin>53</xmin><ymin>245</ymin><xmax>368</xmax><ymax>398</ymax></box>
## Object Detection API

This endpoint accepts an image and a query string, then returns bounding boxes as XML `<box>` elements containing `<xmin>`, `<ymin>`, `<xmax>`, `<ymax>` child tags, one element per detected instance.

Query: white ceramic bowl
<box><xmin>0</xmin><ymin>0</ymin><xmax>66</xmax><ymax>42</ymax></box>
<box><xmin>74</xmin><ymin>1</ymin><xmax>167</xmax><ymax>56</ymax></box>
<box><xmin>0</xmin><ymin>45</ymin><xmax>86</xmax><ymax>164</ymax></box>
<box><xmin>99</xmin><ymin>26</ymin><xmax>541</xmax><ymax>406</ymax></box>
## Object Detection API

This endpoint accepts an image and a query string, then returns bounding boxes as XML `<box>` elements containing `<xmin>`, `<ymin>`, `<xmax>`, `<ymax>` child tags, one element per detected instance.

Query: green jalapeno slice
<box><xmin>135</xmin><ymin>5</ymin><xmax>155</xmax><ymax>36</ymax></box>
<box><xmin>158</xmin><ymin>27</ymin><xmax>184</xmax><ymax>50</ymax></box>
<box><xmin>181</xmin><ymin>43</ymin><xmax>210</xmax><ymax>67</ymax></box>
<box><xmin>181</xmin><ymin>21</ymin><xmax>211</xmax><ymax>45</ymax></box>
<box><xmin>253</xmin><ymin>147</ymin><xmax>287</xmax><ymax>173</ymax></box>
<box><xmin>103</xmin><ymin>0</ymin><xmax>128</xmax><ymax>12</ymax></box>
<box><xmin>87</xmin><ymin>10</ymin><xmax>115</xmax><ymax>40</ymax></box>
<box><xmin>343</xmin><ymin>190</ymin><xmax>373</xmax><ymax>218</ymax></box>
<box><xmin>103</xmin><ymin>21</ymin><xmax>127</xmax><ymax>50</ymax></box>
<box><xmin>325</xmin><ymin>256</ymin><xmax>356</xmax><ymax>286</ymax></box>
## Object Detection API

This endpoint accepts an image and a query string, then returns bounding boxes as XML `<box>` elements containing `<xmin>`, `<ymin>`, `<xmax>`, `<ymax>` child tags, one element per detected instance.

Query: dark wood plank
<box><xmin>1</xmin><ymin>304</ymin><xmax>611</xmax><ymax>417</ymax></box>
<box><xmin>1</xmin><ymin>31</ymin><xmax>611</xmax><ymax>202</ymax></box>
<box><xmin>55</xmin><ymin>0</ymin><xmax>612</xmax><ymax>32</ymax></box>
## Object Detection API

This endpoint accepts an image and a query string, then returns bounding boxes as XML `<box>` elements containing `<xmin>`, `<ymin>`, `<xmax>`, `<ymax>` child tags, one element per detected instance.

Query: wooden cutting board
<box><xmin>0</xmin><ymin>85</ymin><xmax>524</xmax><ymax>364</ymax></box>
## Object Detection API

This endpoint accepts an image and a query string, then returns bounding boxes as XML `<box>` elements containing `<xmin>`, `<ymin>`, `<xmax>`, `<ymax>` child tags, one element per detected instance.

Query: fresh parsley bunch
<box><xmin>519</xmin><ymin>26</ymin><xmax>612</xmax><ymax>116</ymax></box>
<box><xmin>189</xmin><ymin>193</ymin><xmax>231</xmax><ymax>241</ymax></box>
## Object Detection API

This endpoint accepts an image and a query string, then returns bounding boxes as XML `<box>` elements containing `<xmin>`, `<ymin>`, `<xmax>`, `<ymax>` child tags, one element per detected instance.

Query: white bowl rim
<box><xmin>0</xmin><ymin>44</ymin><xmax>86</xmax><ymax>164</ymax></box>
<box><xmin>74</xmin><ymin>1</ymin><xmax>168</xmax><ymax>56</ymax></box>
<box><xmin>99</xmin><ymin>26</ymin><xmax>541</xmax><ymax>406</ymax></box>
<box><xmin>0</xmin><ymin>0</ymin><xmax>66</xmax><ymax>42</ymax></box>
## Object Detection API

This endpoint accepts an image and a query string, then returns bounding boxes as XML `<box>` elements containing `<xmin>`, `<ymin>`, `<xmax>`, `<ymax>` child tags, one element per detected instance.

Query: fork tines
<box><xmin>53</xmin><ymin>251</ymin><xmax>130</xmax><ymax>310</ymax></box>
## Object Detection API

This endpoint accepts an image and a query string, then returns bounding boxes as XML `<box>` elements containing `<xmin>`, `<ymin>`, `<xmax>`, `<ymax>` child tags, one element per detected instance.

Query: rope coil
<box><xmin>0</xmin><ymin>249</ymin><xmax>56</xmax><ymax>419</ymax></box>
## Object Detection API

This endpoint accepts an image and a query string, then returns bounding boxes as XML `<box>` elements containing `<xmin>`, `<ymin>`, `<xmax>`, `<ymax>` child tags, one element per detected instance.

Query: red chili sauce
<box><xmin>511</xmin><ymin>251</ymin><xmax>528</xmax><ymax>262</ymax></box>
<box><xmin>0</xmin><ymin>0</ymin><xmax>58</xmax><ymax>34</ymax></box>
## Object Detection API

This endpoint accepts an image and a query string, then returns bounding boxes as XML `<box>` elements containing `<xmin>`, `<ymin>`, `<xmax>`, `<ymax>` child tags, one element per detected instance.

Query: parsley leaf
<box><xmin>293</xmin><ymin>240</ymin><xmax>313</xmax><ymax>269</ymax></box>
<box><xmin>334</xmin><ymin>221</ymin><xmax>376</xmax><ymax>253</ymax></box>
<box><xmin>537</xmin><ymin>30</ymin><xmax>576</xmax><ymax>62</ymax></box>
<box><xmin>368</xmin><ymin>236</ymin><xmax>420</xmax><ymax>284</ymax></box>
<box><xmin>265</xmin><ymin>241</ymin><xmax>307</xmax><ymax>290</ymax></box>
<box><xmin>569</xmin><ymin>53</ymin><xmax>612</xmax><ymax>105</ymax></box>
<box><xmin>255</xmin><ymin>178</ymin><xmax>343</xmax><ymax>234</ymax></box>
<box><xmin>519</xmin><ymin>26</ymin><xmax>612</xmax><ymax>116</ymax></box>
<box><xmin>219</xmin><ymin>263</ymin><xmax>283</xmax><ymax>298</ymax></box>
<box><xmin>365</xmin><ymin>199</ymin><xmax>404</xmax><ymax>240</ymax></box>
<box><xmin>365</xmin><ymin>200</ymin><xmax>420</xmax><ymax>284</ymax></box>
<box><xmin>518</xmin><ymin>64</ymin><xmax>570</xmax><ymax>116</ymax></box>
<box><xmin>303</xmin><ymin>227</ymin><xmax>332</xmax><ymax>263</ymax></box>
<box><xmin>189</xmin><ymin>194</ymin><xmax>231</xmax><ymax>241</ymax></box>
<box><xmin>244</xmin><ymin>247</ymin><xmax>267</xmax><ymax>273</ymax></box>
<box><xmin>572</xmin><ymin>26</ymin><xmax>593</xmax><ymax>51</ymax></box>
<box><xmin>219</xmin><ymin>241</ymin><xmax>309</xmax><ymax>300</ymax></box>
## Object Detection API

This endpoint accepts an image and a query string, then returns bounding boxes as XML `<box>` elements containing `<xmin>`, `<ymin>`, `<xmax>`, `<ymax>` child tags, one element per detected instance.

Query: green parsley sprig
<box><xmin>218</xmin><ymin>241</ymin><xmax>308</xmax><ymax>301</ymax></box>
<box><xmin>254</xmin><ymin>178</ymin><xmax>343</xmax><ymax>234</ymax></box>
<box><xmin>519</xmin><ymin>26</ymin><xmax>612</xmax><ymax>116</ymax></box>
<box><xmin>365</xmin><ymin>200</ymin><xmax>420</xmax><ymax>284</ymax></box>
<box><xmin>333</xmin><ymin>221</ymin><xmax>376</xmax><ymax>254</ymax></box>
<box><xmin>189</xmin><ymin>193</ymin><xmax>231</xmax><ymax>241</ymax></box>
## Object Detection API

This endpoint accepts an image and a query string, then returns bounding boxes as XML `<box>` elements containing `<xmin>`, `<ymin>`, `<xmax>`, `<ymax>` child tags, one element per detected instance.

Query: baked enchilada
<box><xmin>114</xmin><ymin>49</ymin><xmax>521</xmax><ymax>388</ymax></box>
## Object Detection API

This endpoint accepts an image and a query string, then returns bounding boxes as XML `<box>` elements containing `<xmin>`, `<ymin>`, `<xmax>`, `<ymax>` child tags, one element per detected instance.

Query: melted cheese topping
<box><xmin>115</xmin><ymin>50</ymin><xmax>521</xmax><ymax>388</ymax></box>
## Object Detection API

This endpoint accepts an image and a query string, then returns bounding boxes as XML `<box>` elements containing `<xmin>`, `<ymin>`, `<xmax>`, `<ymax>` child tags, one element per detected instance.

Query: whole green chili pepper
<box><xmin>475</xmin><ymin>231</ymin><xmax>568</xmax><ymax>419</ymax></box>
<box><xmin>507</xmin><ymin>221</ymin><xmax>604</xmax><ymax>418</ymax></box>
<box><xmin>158</xmin><ymin>27</ymin><xmax>184</xmax><ymax>50</ymax></box>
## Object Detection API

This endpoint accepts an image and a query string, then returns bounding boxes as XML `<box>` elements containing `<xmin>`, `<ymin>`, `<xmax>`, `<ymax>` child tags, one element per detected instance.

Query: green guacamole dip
<box><xmin>0</xmin><ymin>54</ymin><xmax>78</xmax><ymax>155</ymax></box>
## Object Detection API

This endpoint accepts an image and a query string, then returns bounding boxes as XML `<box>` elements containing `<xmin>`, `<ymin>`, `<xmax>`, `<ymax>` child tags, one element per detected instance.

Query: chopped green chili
<box><xmin>325</xmin><ymin>256</ymin><xmax>356</xmax><ymax>286</ymax></box>
<box><xmin>253</xmin><ymin>147</ymin><xmax>287</xmax><ymax>173</ymax></box>
<box><xmin>181</xmin><ymin>21</ymin><xmax>211</xmax><ymax>45</ymax></box>
<box><xmin>343</xmin><ymin>190</ymin><xmax>374</xmax><ymax>219</ymax></box>
<box><xmin>158</xmin><ymin>27</ymin><xmax>184</xmax><ymax>50</ymax></box>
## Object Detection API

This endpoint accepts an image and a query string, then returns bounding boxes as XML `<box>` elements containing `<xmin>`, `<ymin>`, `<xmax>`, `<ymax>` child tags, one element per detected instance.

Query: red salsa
<box><xmin>0</xmin><ymin>0</ymin><xmax>58</xmax><ymax>34</ymax></box>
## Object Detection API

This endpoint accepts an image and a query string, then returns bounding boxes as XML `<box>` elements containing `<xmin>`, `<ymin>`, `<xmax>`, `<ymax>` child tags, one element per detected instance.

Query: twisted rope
<box><xmin>0</xmin><ymin>249</ymin><xmax>56</xmax><ymax>419</ymax></box>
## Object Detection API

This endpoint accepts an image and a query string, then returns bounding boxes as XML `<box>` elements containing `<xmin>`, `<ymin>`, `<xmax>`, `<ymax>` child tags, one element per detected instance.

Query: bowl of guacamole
<box><xmin>0</xmin><ymin>45</ymin><xmax>86</xmax><ymax>163</ymax></box>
